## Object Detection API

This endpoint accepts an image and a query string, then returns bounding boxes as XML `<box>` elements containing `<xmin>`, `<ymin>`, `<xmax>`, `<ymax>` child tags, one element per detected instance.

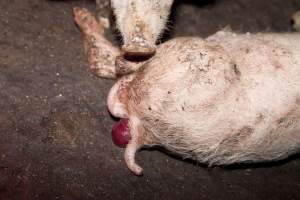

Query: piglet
<box><xmin>74</xmin><ymin>8</ymin><xmax>300</xmax><ymax>175</ymax></box>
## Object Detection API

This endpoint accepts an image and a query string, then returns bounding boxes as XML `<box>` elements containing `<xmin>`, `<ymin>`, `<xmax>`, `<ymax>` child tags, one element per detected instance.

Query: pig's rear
<box><xmin>124</xmin><ymin>34</ymin><xmax>300</xmax><ymax>166</ymax></box>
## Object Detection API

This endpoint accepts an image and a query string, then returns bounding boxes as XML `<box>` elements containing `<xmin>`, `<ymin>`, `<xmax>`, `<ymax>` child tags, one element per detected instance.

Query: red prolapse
<box><xmin>111</xmin><ymin>118</ymin><xmax>131</xmax><ymax>148</ymax></box>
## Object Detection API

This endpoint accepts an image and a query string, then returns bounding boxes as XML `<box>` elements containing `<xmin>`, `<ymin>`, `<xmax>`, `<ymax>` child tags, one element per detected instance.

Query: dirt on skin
<box><xmin>0</xmin><ymin>0</ymin><xmax>299</xmax><ymax>199</ymax></box>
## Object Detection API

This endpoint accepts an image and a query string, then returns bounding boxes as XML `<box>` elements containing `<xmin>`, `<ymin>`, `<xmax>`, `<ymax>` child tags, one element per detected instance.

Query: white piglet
<box><xmin>74</xmin><ymin>8</ymin><xmax>300</xmax><ymax>175</ymax></box>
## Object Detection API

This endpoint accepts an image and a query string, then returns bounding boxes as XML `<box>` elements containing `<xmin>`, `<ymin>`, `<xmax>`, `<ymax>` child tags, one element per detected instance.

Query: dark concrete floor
<box><xmin>0</xmin><ymin>0</ymin><xmax>299</xmax><ymax>199</ymax></box>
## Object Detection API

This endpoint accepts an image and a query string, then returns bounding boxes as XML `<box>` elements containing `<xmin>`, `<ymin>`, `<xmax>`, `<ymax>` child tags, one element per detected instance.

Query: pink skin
<box><xmin>74</xmin><ymin>8</ymin><xmax>300</xmax><ymax>176</ymax></box>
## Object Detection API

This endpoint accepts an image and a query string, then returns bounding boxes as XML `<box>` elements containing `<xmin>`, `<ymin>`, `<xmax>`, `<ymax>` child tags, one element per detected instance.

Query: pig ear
<box><xmin>124</xmin><ymin>117</ymin><xmax>144</xmax><ymax>175</ymax></box>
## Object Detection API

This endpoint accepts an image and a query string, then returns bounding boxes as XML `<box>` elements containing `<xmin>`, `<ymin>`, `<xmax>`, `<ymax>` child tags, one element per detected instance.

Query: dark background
<box><xmin>0</xmin><ymin>0</ymin><xmax>299</xmax><ymax>199</ymax></box>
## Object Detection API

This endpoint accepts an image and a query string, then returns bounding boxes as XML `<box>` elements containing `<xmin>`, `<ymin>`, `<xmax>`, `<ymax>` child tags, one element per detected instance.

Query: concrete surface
<box><xmin>0</xmin><ymin>0</ymin><xmax>299</xmax><ymax>199</ymax></box>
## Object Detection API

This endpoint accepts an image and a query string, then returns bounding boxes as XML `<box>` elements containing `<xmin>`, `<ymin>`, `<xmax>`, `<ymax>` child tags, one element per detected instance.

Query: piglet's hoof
<box><xmin>111</xmin><ymin>118</ymin><xmax>131</xmax><ymax>148</ymax></box>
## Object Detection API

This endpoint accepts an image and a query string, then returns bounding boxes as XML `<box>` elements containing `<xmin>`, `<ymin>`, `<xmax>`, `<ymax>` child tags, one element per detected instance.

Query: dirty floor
<box><xmin>0</xmin><ymin>0</ymin><xmax>299</xmax><ymax>199</ymax></box>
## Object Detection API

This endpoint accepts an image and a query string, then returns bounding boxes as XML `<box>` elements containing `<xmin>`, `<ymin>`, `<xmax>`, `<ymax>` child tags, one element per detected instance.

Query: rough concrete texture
<box><xmin>0</xmin><ymin>0</ymin><xmax>299</xmax><ymax>199</ymax></box>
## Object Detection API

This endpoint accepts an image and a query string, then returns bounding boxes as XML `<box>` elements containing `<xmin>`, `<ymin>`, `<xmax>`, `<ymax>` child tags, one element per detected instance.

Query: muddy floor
<box><xmin>0</xmin><ymin>0</ymin><xmax>299</xmax><ymax>199</ymax></box>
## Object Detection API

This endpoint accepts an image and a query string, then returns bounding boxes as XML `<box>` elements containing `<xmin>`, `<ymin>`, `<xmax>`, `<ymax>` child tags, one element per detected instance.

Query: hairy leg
<box><xmin>73</xmin><ymin>7</ymin><xmax>119</xmax><ymax>78</ymax></box>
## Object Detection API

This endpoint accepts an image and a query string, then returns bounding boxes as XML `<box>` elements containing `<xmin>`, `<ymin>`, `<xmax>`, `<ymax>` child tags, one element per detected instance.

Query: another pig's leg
<box><xmin>73</xmin><ymin>7</ymin><xmax>118</xmax><ymax>78</ymax></box>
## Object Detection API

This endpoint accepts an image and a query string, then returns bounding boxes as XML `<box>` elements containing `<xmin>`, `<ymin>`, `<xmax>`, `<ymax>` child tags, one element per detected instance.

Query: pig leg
<box><xmin>74</xmin><ymin>7</ymin><xmax>145</xmax><ymax>76</ymax></box>
<box><xmin>73</xmin><ymin>7</ymin><xmax>118</xmax><ymax>78</ymax></box>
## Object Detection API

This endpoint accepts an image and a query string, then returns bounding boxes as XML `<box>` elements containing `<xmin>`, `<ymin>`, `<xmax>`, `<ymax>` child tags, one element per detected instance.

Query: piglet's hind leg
<box><xmin>73</xmin><ymin>7</ymin><xmax>119</xmax><ymax>79</ymax></box>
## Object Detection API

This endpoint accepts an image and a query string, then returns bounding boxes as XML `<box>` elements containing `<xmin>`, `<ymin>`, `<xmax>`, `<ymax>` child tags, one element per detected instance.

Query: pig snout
<box><xmin>110</xmin><ymin>0</ymin><xmax>174</xmax><ymax>57</ymax></box>
<box><xmin>121</xmin><ymin>21</ymin><xmax>156</xmax><ymax>57</ymax></box>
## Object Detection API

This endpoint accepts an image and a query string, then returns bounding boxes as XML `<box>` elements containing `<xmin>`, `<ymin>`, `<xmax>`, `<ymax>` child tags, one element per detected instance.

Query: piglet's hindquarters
<box><xmin>74</xmin><ymin>8</ymin><xmax>300</xmax><ymax>175</ymax></box>
<box><xmin>108</xmin><ymin>33</ymin><xmax>300</xmax><ymax>175</ymax></box>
